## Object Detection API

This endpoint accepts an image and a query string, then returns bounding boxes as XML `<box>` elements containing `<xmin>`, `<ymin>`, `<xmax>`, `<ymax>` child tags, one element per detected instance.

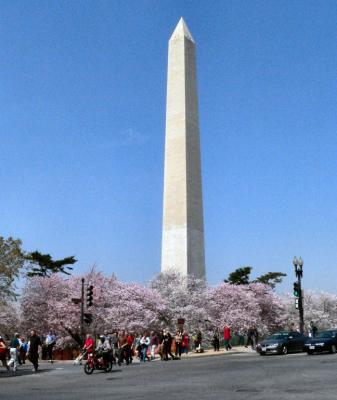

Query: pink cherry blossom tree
<box><xmin>206</xmin><ymin>283</ymin><xmax>285</xmax><ymax>335</ymax></box>
<box><xmin>20</xmin><ymin>270</ymin><xmax>166</xmax><ymax>346</ymax></box>
<box><xmin>0</xmin><ymin>302</ymin><xmax>20</xmax><ymax>339</ymax></box>
<box><xmin>20</xmin><ymin>269</ymin><xmax>334</xmax><ymax>348</ymax></box>
<box><xmin>282</xmin><ymin>290</ymin><xmax>337</xmax><ymax>332</ymax></box>
<box><xmin>150</xmin><ymin>271</ymin><xmax>209</xmax><ymax>333</ymax></box>
<box><xmin>82</xmin><ymin>270</ymin><xmax>166</xmax><ymax>332</ymax></box>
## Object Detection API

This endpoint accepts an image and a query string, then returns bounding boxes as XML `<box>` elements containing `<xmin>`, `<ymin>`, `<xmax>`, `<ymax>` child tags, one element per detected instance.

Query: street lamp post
<box><xmin>293</xmin><ymin>256</ymin><xmax>304</xmax><ymax>334</ymax></box>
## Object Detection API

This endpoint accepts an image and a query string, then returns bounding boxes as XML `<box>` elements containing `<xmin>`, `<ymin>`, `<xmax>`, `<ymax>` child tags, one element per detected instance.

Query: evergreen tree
<box><xmin>254</xmin><ymin>272</ymin><xmax>287</xmax><ymax>289</ymax></box>
<box><xmin>225</xmin><ymin>267</ymin><xmax>286</xmax><ymax>289</ymax></box>
<box><xmin>26</xmin><ymin>251</ymin><xmax>77</xmax><ymax>277</ymax></box>
<box><xmin>224</xmin><ymin>266</ymin><xmax>252</xmax><ymax>285</ymax></box>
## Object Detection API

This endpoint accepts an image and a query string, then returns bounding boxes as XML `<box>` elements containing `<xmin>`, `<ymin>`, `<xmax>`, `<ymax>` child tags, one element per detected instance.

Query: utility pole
<box><xmin>81</xmin><ymin>278</ymin><xmax>85</xmax><ymax>342</ymax></box>
<box><xmin>293</xmin><ymin>257</ymin><xmax>304</xmax><ymax>334</ymax></box>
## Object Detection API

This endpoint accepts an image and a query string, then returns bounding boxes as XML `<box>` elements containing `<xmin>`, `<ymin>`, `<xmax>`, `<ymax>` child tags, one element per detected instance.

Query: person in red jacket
<box><xmin>181</xmin><ymin>332</ymin><xmax>189</xmax><ymax>354</ymax></box>
<box><xmin>83</xmin><ymin>334</ymin><xmax>94</xmax><ymax>354</ymax></box>
<box><xmin>0</xmin><ymin>337</ymin><xmax>9</xmax><ymax>370</ymax></box>
<box><xmin>223</xmin><ymin>325</ymin><xmax>232</xmax><ymax>351</ymax></box>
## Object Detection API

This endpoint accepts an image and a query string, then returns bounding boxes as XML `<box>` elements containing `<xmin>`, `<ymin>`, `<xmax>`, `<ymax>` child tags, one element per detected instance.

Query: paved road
<box><xmin>1</xmin><ymin>352</ymin><xmax>336</xmax><ymax>400</ymax></box>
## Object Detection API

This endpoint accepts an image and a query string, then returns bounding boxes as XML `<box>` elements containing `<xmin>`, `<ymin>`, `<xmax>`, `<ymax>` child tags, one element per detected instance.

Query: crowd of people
<box><xmin>78</xmin><ymin>325</ymin><xmax>252</xmax><ymax>365</ymax></box>
<box><xmin>81</xmin><ymin>329</ymin><xmax>192</xmax><ymax>366</ymax></box>
<box><xmin>0</xmin><ymin>325</ymin><xmax>263</xmax><ymax>373</ymax></box>
<box><xmin>0</xmin><ymin>330</ymin><xmax>56</xmax><ymax>373</ymax></box>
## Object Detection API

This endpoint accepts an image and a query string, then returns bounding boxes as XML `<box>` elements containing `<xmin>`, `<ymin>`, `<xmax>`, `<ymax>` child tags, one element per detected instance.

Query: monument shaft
<box><xmin>161</xmin><ymin>18</ymin><xmax>205</xmax><ymax>279</ymax></box>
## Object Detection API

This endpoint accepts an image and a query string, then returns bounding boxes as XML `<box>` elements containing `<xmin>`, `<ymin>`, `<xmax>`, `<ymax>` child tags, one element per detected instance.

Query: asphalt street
<box><xmin>1</xmin><ymin>352</ymin><xmax>336</xmax><ymax>400</ymax></box>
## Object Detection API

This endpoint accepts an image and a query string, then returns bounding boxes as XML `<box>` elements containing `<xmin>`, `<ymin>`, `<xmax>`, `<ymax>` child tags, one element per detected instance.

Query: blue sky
<box><xmin>1</xmin><ymin>1</ymin><xmax>336</xmax><ymax>293</ymax></box>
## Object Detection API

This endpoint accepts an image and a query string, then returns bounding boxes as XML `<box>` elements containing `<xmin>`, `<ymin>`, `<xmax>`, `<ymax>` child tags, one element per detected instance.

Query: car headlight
<box><xmin>268</xmin><ymin>343</ymin><xmax>279</xmax><ymax>348</ymax></box>
<box><xmin>315</xmin><ymin>343</ymin><xmax>325</xmax><ymax>346</ymax></box>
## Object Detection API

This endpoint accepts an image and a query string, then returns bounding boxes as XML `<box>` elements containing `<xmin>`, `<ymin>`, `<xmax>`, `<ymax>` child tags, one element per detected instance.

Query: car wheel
<box><xmin>329</xmin><ymin>344</ymin><xmax>336</xmax><ymax>354</ymax></box>
<box><xmin>281</xmin><ymin>345</ymin><xmax>288</xmax><ymax>355</ymax></box>
<box><xmin>259</xmin><ymin>352</ymin><xmax>266</xmax><ymax>356</ymax></box>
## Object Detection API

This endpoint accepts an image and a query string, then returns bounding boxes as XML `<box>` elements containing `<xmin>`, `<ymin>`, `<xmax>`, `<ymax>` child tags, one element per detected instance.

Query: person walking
<box><xmin>125</xmin><ymin>332</ymin><xmax>134</xmax><ymax>364</ymax></box>
<box><xmin>163</xmin><ymin>330</ymin><xmax>175</xmax><ymax>360</ymax></box>
<box><xmin>246</xmin><ymin>327</ymin><xmax>258</xmax><ymax>350</ymax></box>
<box><xmin>223</xmin><ymin>325</ymin><xmax>232</xmax><ymax>351</ymax></box>
<box><xmin>46</xmin><ymin>331</ymin><xmax>56</xmax><ymax>363</ymax></box>
<box><xmin>140</xmin><ymin>332</ymin><xmax>150</xmax><ymax>362</ymax></box>
<box><xmin>19</xmin><ymin>337</ymin><xmax>28</xmax><ymax>364</ymax></box>
<box><xmin>8</xmin><ymin>333</ymin><xmax>20</xmax><ymax>373</ymax></box>
<box><xmin>110</xmin><ymin>332</ymin><xmax>119</xmax><ymax>364</ymax></box>
<box><xmin>212</xmin><ymin>330</ymin><xmax>220</xmax><ymax>351</ymax></box>
<box><xmin>181</xmin><ymin>331</ymin><xmax>189</xmax><ymax>354</ymax></box>
<box><xmin>252</xmin><ymin>327</ymin><xmax>258</xmax><ymax>349</ymax></box>
<box><xmin>157</xmin><ymin>330</ymin><xmax>164</xmax><ymax>360</ymax></box>
<box><xmin>150</xmin><ymin>331</ymin><xmax>158</xmax><ymax>360</ymax></box>
<box><xmin>28</xmin><ymin>330</ymin><xmax>42</xmax><ymax>372</ymax></box>
<box><xmin>246</xmin><ymin>327</ymin><xmax>253</xmax><ymax>349</ymax></box>
<box><xmin>134</xmin><ymin>333</ymin><xmax>142</xmax><ymax>360</ymax></box>
<box><xmin>193</xmin><ymin>330</ymin><xmax>202</xmax><ymax>352</ymax></box>
<box><xmin>309</xmin><ymin>321</ymin><xmax>318</xmax><ymax>338</ymax></box>
<box><xmin>175</xmin><ymin>330</ymin><xmax>183</xmax><ymax>357</ymax></box>
<box><xmin>117</xmin><ymin>330</ymin><xmax>127</xmax><ymax>365</ymax></box>
<box><xmin>0</xmin><ymin>336</ymin><xmax>9</xmax><ymax>370</ymax></box>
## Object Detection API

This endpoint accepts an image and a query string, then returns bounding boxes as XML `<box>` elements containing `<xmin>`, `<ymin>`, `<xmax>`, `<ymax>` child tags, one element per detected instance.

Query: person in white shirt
<box><xmin>140</xmin><ymin>333</ymin><xmax>150</xmax><ymax>362</ymax></box>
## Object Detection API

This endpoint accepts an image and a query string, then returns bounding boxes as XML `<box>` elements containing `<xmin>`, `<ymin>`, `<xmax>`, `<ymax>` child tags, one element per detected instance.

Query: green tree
<box><xmin>25</xmin><ymin>251</ymin><xmax>77</xmax><ymax>277</ymax></box>
<box><xmin>0</xmin><ymin>236</ymin><xmax>25</xmax><ymax>303</ymax></box>
<box><xmin>253</xmin><ymin>272</ymin><xmax>287</xmax><ymax>289</ymax></box>
<box><xmin>225</xmin><ymin>267</ymin><xmax>286</xmax><ymax>289</ymax></box>
<box><xmin>224</xmin><ymin>266</ymin><xmax>252</xmax><ymax>285</ymax></box>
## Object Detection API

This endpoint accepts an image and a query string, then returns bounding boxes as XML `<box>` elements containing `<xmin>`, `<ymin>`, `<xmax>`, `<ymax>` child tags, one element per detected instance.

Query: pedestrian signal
<box><xmin>83</xmin><ymin>313</ymin><xmax>93</xmax><ymax>325</ymax></box>
<box><xmin>86</xmin><ymin>285</ymin><xmax>94</xmax><ymax>307</ymax></box>
<box><xmin>295</xmin><ymin>298</ymin><xmax>299</xmax><ymax>310</ymax></box>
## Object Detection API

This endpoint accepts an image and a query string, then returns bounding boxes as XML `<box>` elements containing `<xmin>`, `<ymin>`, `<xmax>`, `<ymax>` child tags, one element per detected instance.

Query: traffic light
<box><xmin>86</xmin><ymin>285</ymin><xmax>94</xmax><ymax>307</ymax></box>
<box><xmin>83</xmin><ymin>313</ymin><xmax>93</xmax><ymax>325</ymax></box>
<box><xmin>293</xmin><ymin>282</ymin><xmax>300</xmax><ymax>297</ymax></box>
<box><xmin>295</xmin><ymin>298</ymin><xmax>299</xmax><ymax>310</ymax></box>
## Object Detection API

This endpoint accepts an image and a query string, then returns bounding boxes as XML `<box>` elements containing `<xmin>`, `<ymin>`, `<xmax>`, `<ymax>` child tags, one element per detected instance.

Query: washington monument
<box><xmin>161</xmin><ymin>18</ymin><xmax>205</xmax><ymax>279</ymax></box>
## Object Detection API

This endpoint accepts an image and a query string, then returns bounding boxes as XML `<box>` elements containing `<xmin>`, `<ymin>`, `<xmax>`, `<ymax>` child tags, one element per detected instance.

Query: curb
<box><xmin>40</xmin><ymin>347</ymin><xmax>257</xmax><ymax>364</ymax></box>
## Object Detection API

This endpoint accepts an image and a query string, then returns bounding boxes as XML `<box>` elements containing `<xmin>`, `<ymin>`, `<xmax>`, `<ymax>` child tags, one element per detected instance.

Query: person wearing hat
<box><xmin>96</xmin><ymin>335</ymin><xmax>111</xmax><ymax>366</ymax></box>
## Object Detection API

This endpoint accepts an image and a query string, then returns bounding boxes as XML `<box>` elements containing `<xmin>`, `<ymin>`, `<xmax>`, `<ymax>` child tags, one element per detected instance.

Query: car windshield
<box><xmin>316</xmin><ymin>331</ymin><xmax>336</xmax><ymax>338</ymax></box>
<box><xmin>268</xmin><ymin>333</ymin><xmax>289</xmax><ymax>340</ymax></box>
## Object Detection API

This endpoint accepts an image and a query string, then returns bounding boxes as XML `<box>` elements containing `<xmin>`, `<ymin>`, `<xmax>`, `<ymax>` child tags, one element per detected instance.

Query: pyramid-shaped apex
<box><xmin>170</xmin><ymin>17</ymin><xmax>195</xmax><ymax>43</ymax></box>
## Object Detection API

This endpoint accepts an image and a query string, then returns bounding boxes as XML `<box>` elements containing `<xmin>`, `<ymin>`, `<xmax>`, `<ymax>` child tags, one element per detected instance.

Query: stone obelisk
<box><xmin>161</xmin><ymin>18</ymin><xmax>205</xmax><ymax>279</ymax></box>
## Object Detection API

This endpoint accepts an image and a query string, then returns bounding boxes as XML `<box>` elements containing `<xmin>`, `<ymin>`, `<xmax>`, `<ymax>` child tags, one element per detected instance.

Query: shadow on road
<box><xmin>0</xmin><ymin>367</ymin><xmax>54</xmax><ymax>379</ymax></box>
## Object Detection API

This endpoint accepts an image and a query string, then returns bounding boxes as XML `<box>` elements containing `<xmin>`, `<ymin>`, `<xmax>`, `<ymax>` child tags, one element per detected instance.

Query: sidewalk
<box><xmin>42</xmin><ymin>346</ymin><xmax>257</xmax><ymax>365</ymax></box>
<box><xmin>181</xmin><ymin>346</ymin><xmax>257</xmax><ymax>359</ymax></box>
